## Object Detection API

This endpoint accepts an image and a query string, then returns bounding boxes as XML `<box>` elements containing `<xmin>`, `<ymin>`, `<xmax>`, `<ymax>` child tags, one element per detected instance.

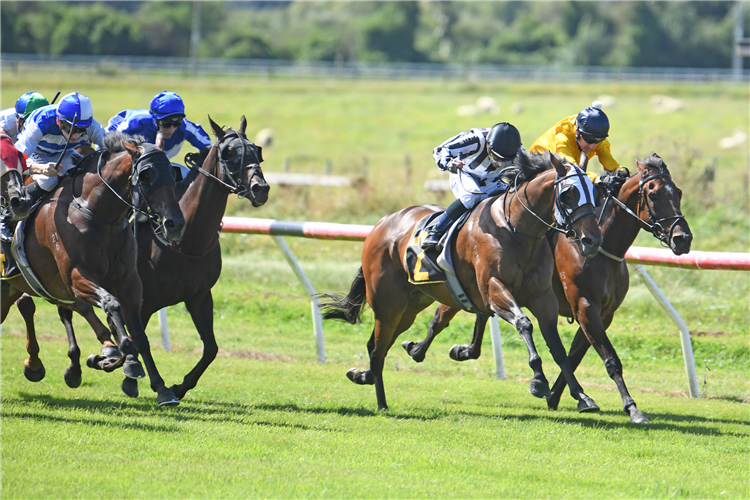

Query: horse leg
<box><xmin>528</xmin><ymin>289</ymin><xmax>598</xmax><ymax>413</ymax></box>
<box><xmin>487</xmin><ymin>277</ymin><xmax>550</xmax><ymax>398</ymax></box>
<box><xmin>449</xmin><ymin>313</ymin><xmax>490</xmax><ymax>362</ymax></box>
<box><xmin>402</xmin><ymin>304</ymin><xmax>460</xmax><ymax>363</ymax></box>
<box><xmin>57</xmin><ymin>306</ymin><xmax>82</xmax><ymax>388</ymax></box>
<box><xmin>168</xmin><ymin>292</ymin><xmax>218</xmax><ymax>400</ymax></box>
<box><xmin>69</xmin><ymin>301</ymin><xmax>125</xmax><ymax>373</ymax></box>
<box><xmin>14</xmin><ymin>293</ymin><xmax>46</xmax><ymax>382</ymax></box>
<box><xmin>547</xmin><ymin>326</ymin><xmax>590</xmax><ymax>411</ymax></box>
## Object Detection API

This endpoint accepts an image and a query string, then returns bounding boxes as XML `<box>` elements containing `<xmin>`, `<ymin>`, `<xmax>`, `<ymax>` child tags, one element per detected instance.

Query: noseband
<box><xmin>191</xmin><ymin>129</ymin><xmax>262</xmax><ymax>198</ymax></box>
<box><xmin>602</xmin><ymin>169</ymin><xmax>686</xmax><ymax>247</ymax></box>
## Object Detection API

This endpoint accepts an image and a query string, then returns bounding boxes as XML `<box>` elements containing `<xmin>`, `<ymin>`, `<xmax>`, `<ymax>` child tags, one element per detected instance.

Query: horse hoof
<box><xmin>64</xmin><ymin>366</ymin><xmax>82</xmax><ymax>388</ymax></box>
<box><xmin>123</xmin><ymin>355</ymin><xmax>145</xmax><ymax>379</ymax></box>
<box><xmin>346</xmin><ymin>368</ymin><xmax>360</xmax><ymax>384</ymax></box>
<box><xmin>629</xmin><ymin>410</ymin><xmax>650</xmax><ymax>424</ymax></box>
<box><xmin>100</xmin><ymin>345</ymin><xmax>122</xmax><ymax>358</ymax></box>
<box><xmin>577</xmin><ymin>394</ymin><xmax>600</xmax><ymax>413</ymax></box>
<box><xmin>121</xmin><ymin>378</ymin><xmax>139</xmax><ymax>398</ymax></box>
<box><xmin>402</xmin><ymin>341</ymin><xmax>425</xmax><ymax>363</ymax></box>
<box><xmin>157</xmin><ymin>389</ymin><xmax>180</xmax><ymax>407</ymax></box>
<box><xmin>529</xmin><ymin>379</ymin><xmax>552</xmax><ymax>398</ymax></box>
<box><xmin>23</xmin><ymin>363</ymin><xmax>46</xmax><ymax>382</ymax></box>
<box><xmin>546</xmin><ymin>394</ymin><xmax>560</xmax><ymax>411</ymax></box>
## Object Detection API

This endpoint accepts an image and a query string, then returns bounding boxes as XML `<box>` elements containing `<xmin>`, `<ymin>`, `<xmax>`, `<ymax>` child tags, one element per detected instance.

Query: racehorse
<box><xmin>546</xmin><ymin>153</ymin><xmax>692</xmax><ymax>422</ymax></box>
<box><xmin>0</xmin><ymin>133</ymin><xmax>186</xmax><ymax>406</ymax></box>
<box><xmin>320</xmin><ymin>150</ymin><xmax>604</xmax><ymax>411</ymax></box>
<box><xmin>402</xmin><ymin>153</ymin><xmax>692</xmax><ymax>422</ymax></box>
<box><xmin>0</xmin><ymin>133</ymin><xmax>31</xmax><ymax>222</ymax></box>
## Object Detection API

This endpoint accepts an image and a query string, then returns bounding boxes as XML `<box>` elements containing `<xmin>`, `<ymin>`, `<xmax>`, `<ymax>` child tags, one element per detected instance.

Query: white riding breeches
<box><xmin>449</xmin><ymin>170</ymin><xmax>508</xmax><ymax>209</ymax></box>
<box><xmin>30</xmin><ymin>150</ymin><xmax>83</xmax><ymax>191</ymax></box>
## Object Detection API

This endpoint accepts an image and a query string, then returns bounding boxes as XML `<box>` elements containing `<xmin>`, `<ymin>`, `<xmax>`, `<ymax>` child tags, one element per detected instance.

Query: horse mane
<box><xmin>103</xmin><ymin>131</ymin><xmax>148</xmax><ymax>153</ymax></box>
<box><xmin>641</xmin><ymin>153</ymin><xmax>669</xmax><ymax>175</ymax></box>
<box><xmin>504</xmin><ymin>149</ymin><xmax>553</xmax><ymax>188</ymax></box>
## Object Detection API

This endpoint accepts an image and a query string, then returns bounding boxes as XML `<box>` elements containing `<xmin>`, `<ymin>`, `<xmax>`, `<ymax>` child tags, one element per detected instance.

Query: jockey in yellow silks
<box><xmin>530</xmin><ymin>105</ymin><xmax>625</xmax><ymax>189</ymax></box>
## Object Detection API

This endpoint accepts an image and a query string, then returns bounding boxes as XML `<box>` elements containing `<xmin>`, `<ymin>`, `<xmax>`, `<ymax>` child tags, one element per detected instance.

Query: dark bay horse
<box><xmin>120</xmin><ymin>115</ymin><xmax>269</xmax><ymax>399</ymax></box>
<box><xmin>0</xmin><ymin>133</ymin><xmax>31</xmax><ymax>222</ymax></box>
<box><xmin>0</xmin><ymin>133</ymin><xmax>186</xmax><ymax>406</ymax></box>
<box><xmin>404</xmin><ymin>154</ymin><xmax>692</xmax><ymax>421</ymax></box>
<box><xmin>67</xmin><ymin>116</ymin><xmax>269</xmax><ymax>400</ymax></box>
<box><xmin>321</xmin><ymin>151</ymin><xmax>603</xmax><ymax>411</ymax></box>
<box><xmin>546</xmin><ymin>153</ymin><xmax>692</xmax><ymax>422</ymax></box>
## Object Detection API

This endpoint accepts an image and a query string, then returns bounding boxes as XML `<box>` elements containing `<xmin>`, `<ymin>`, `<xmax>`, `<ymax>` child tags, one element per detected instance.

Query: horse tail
<box><xmin>318</xmin><ymin>267</ymin><xmax>367</xmax><ymax>325</ymax></box>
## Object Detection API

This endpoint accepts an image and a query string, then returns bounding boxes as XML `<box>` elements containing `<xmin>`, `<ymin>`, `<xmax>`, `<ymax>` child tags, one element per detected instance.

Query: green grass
<box><xmin>2</xmin><ymin>69</ymin><xmax>748</xmax><ymax>498</ymax></box>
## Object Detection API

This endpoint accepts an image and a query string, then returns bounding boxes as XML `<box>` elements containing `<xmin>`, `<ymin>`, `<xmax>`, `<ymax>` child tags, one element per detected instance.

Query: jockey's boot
<box><xmin>421</xmin><ymin>212</ymin><xmax>455</xmax><ymax>250</ymax></box>
<box><xmin>26</xmin><ymin>181</ymin><xmax>48</xmax><ymax>206</ymax></box>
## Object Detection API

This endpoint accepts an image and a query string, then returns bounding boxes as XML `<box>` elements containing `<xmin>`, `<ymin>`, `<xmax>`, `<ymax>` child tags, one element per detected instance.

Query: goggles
<box><xmin>60</xmin><ymin>120</ymin><xmax>88</xmax><ymax>136</ymax></box>
<box><xmin>159</xmin><ymin>116</ymin><xmax>184</xmax><ymax>129</ymax></box>
<box><xmin>488</xmin><ymin>149</ymin><xmax>514</xmax><ymax>166</ymax></box>
<box><xmin>580</xmin><ymin>132</ymin><xmax>606</xmax><ymax>145</ymax></box>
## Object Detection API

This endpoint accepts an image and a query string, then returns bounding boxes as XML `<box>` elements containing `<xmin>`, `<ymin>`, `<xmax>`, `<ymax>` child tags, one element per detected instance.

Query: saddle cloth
<box><xmin>403</xmin><ymin>210</ymin><xmax>480</xmax><ymax>313</ymax></box>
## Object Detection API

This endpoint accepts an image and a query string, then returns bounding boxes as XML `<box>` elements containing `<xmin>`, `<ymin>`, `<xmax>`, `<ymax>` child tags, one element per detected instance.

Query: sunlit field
<box><xmin>1</xmin><ymin>68</ymin><xmax>748</xmax><ymax>498</ymax></box>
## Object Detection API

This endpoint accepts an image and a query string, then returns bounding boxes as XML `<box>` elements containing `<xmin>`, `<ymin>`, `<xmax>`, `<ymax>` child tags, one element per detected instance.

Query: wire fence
<box><xmin>3</xmin><ymin>53</ymin><xmax>748</xmax><ymax>83</ymax></box>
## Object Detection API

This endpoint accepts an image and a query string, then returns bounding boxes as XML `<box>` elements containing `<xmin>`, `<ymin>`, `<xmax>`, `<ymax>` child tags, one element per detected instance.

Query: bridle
<box><xmin>95</xmin><ymin>144</ymin><xmax>176</xmax><ymax>226</ymax></box>
<box><xmin>189</xmin><ymin>129</ymin><xmax>263</xmax><ymax>199</ymax></box>
<box><xmin>599</xmin><ymin>168</ymin><xmax>686</xmax><ymax>247</ymax></box>
<box><xmin>505</xmin><ymin>163</ymin><xmax>595</xmax><ymax>244</ymax></box>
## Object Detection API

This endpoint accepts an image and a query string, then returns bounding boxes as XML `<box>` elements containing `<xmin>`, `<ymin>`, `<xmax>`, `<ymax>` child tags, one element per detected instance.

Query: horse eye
<box><xmin>139</xmin><ymin>168</ymin><xmax>155</xmax><ymax>184</ymax></box>
<box><xmin>560</xmin><ymin>187</ymin><xmax>580</xmax><ymax>207</ymax></box>
<box><xmin>222</xmin><ymin>146</ymin><xmax>239</xmax><ymax>162</ymax></box>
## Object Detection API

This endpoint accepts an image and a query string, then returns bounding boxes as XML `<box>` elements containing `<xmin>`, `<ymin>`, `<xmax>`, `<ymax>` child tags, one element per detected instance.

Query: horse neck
<box><xmin>599</xmin><ymin>174</ymin><xmax>645</xmax><ymax>256</ymax></box>
<box><xmin>81</xmin><ymin>153</ymin><xmax>131</xmax><ymax>223</ymax></box>
<box><xmin>176</xmin><ymin>155</ymin><xmax>230</xmax><ymax>253</ymax></box>
<box><xmin>503</xmin><ymin>170</ymin><xmax>555</xmax><ymax>239</ymax></box>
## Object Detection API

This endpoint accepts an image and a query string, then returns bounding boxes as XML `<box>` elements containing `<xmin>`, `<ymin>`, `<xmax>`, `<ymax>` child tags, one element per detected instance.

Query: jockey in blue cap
<box><xmin>15</xmin><ymin>92</ymin><xmax>106</xmax><ymax>204</ymax></box>
<box><xmin>0</xmin><ymin>91</ymin><xmax>49</xmax><ymax>143</ymax></box>
<box><xmin>107</xmin><ymin>91</ymin><xmax>212</xmax><ymax>180</ymax></box>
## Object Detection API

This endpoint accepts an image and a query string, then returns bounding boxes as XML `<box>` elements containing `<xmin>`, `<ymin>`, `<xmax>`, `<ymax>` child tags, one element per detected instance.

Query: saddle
<box><xmin>403</xmin><ymin>210</ymin><xmax>480</xmax><ymax>313</ymax></box>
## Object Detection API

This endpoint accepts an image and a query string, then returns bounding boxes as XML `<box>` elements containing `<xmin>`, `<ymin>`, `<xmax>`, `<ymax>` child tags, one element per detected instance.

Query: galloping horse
<box><xmin>546</xmin><ymin>153</ymin><xmax>692</xmax><ymax>422</ymax></box>
<box><xmin>0</xmin><ymin>133</ymin><xmax>31</xmax><ymax>222</ymax></box>
<box><xmin>119</xmin><ymin>115</ymin><xmax>269</xmax><ymax>399</ymax></box>
<box><xmin>403</xmin><ymin>154</ymin><xmax>692</xmax><ymax>421</ymax></box>
<box><xmin>0</xmin><ymin>133</ymin><xmax>186</xmax><ymax>406</ymax></box>
<box><xmin>321</xmin><ymin>150</ymin><xmax>603</xmax><ymax>411</ymax></box>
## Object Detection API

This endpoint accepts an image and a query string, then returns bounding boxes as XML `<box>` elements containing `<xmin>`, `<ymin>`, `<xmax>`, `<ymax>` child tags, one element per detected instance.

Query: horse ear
<box><xmin>635</xmin><ymin>159</ymin><xmax>648</xmax><ymax>172</ymax></box>
<box><xmin>239</xmin><ymin>115</ymin><xmax>247</xmax><ymax>134</ymax></box>
<box><xmin>122</xmin><ymin>141</ymin><xmax>138</xmax><ymax>155</ymax></box>
<box><xmin>208</xmin><ymin>115</ymin><xmax>224</xmax><ymax>140</ymax></box>
<box><xmin>550</xmin><ymin>152</ymin><xmax>567</xmax><ymax>177</ymax></box>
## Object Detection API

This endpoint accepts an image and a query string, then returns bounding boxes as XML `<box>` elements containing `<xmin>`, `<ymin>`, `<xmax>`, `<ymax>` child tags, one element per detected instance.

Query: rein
<box><xmin>188</xmin><ymin>129</ymin><xmax>261</xmax><ymax>198</ymax></box>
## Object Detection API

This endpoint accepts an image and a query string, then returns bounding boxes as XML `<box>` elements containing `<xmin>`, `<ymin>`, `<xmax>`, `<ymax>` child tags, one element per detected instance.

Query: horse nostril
<box><xmin>251</xmin><ymin>184</ymin><xmax>262</xmax><ymax>194</ymax></box>
<box><xmin>164</xmin><ymin>219</ymin><xmax>176</xmax><ymax>230</ymax></box>
<box><xmin>10</xmin><ymin>197</ymin><xmax>22</xmax><ymax>210</ymax></box>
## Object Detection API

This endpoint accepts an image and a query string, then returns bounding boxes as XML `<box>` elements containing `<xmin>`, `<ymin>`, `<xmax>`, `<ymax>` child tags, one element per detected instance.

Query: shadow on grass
<box><xmin>4</xmin><ymin>392</ymin><xmax>747</xmax><ymax>439</ymax></box>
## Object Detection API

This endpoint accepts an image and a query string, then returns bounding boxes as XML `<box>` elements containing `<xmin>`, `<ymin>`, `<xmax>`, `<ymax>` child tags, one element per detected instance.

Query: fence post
<box><xmin>489</xmin><ymin>315</ymin><xmax>505</xmax><ymax>379</ymax></box>
<box><xmin>158</xmin><ymin>308</ymin><xmax>170</xmax><ymax>351</ymax></box>
<box><xmin>271</xmin><ymin>235</ymin><xmax>326</xmax><ymax>363</ymax></box>
<box><xmin>633</xmin><ymin>264</ymin><xmax>700</xmax><ymax>398</ymax></box>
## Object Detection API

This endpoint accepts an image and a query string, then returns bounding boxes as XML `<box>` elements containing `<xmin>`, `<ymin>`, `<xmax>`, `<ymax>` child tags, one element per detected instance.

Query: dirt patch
<box><xmin>689</xmin><ymin>330</ymin><xmax>730</xmax><ymax>337</ymax></box>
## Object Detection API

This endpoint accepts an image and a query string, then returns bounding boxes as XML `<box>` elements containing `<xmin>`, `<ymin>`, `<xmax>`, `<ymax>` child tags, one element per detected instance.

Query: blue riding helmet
<box><xmin>15</xmin><ymin>91</ymin><xmax>49</xmax><ymax>120</ymax></box>
<box><xmin>150</xmin><ymin>91</ymin><xmax>185</xmax><ymax>120</ymax></box>
<box><xmin>57</xmin><ymin>92</ymin><xmax>94</xmax><ymax>127</ymax></box>
<box><xmin>576</xmin><ymin>107</ymin><xmax>609</xmax><ymax>141</ymax></box>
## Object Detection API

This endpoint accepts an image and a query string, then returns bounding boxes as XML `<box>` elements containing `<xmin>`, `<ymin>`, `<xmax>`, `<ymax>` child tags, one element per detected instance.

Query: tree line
<box><xmin>2</xmin><ymin>1</ymin><xmax>744</xmax><ymax>68</ymax></box>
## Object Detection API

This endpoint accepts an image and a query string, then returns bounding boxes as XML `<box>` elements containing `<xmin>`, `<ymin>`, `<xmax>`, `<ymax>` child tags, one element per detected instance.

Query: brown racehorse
<box><xmin>321</xmin><ymin>150</ymin><xmax>603</xmax><ymax>411</ymax></box>
<box><xmin>403</xmin><ymin>153</ymin><xmax>692</xmax><ymax>421</ymax></box>
<box><xmin>0</xmin><ymin>133</ymin><xmax>186</xmax><ymax>406</ymax></box>
<box><xmin>0</xmin><ymin>134</ymin><xmax>31</xmax><ymax>222</ymax></box>
<box><xmin>546</xmin><ymin>153</ymin><xmax>692</xmax><ymax>422</ymax></box>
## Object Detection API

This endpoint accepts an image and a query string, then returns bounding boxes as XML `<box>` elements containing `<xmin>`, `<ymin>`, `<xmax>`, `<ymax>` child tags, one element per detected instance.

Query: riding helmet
<box><xmin>150</xmin><ymin>91</ymin><xmax>185</xmax><ymax>120</ymax></box>
<box><xmin>15</xmin><ymin>91</ymin><xmax>49</xmax><ymax>120</ymax></box>
<box><xmin>57</xmin><ymin>92</ymin><xmax>94</xmax><ymax>127</ymax></box>
<box><xmin>487</xmin><ymin>122</ymin><xmax>522</xmax><ymax>160</ymax></box>
<box><xmin>576</xmin><ymin>107</ymin><xmax>610</xmax><ymax>139</ymax></box>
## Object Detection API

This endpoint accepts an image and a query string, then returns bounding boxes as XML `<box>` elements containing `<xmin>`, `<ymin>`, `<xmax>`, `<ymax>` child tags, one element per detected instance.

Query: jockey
<box><xmin>422</xmin><ymin>122</ymin><xmax>523</xmax><ymax>250</ymax></box>
<box><xmin>106</xmin><ymin>91</ymin><xmax>212</xmax><ymax>180</ymax></box>
<box><xmin>530</xmin><ymin>104</ymin><xmax>627</xmax><ymax>194</ymax></box>
<box><xmin>15</xmin><ymin>92</ymin><xmax>106</xmax><ymax>205</ymax></box>
<box><xmin>0</xmin><ymin>91</ymin><xmax>49</xmax><ymax>143</ymax></box>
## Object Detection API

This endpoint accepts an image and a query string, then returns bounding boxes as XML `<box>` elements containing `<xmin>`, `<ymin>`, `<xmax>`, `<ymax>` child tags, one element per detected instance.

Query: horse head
<box><xmin>550</xmin><ymin>153</ymin><xmax>603</xmax><ymax>258</ymax></box>
<box><xmin>0</xmin><ymin>136</ymin><xmax>31</xmax><ymax>221</ymax></box>
<box><xmin>620</xmin><ymin>153</ymin><xmax>692</xmax><ymax>255</ymax></box>
<box><xmin>206</xmin><ymin>115</ymin><xmax>269</xmax><ymax>207</ymax></box>
<box><xmin>118</xmin><ymin>141</ymin><xmax>185</xmax><ymax>242</ymax></box>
